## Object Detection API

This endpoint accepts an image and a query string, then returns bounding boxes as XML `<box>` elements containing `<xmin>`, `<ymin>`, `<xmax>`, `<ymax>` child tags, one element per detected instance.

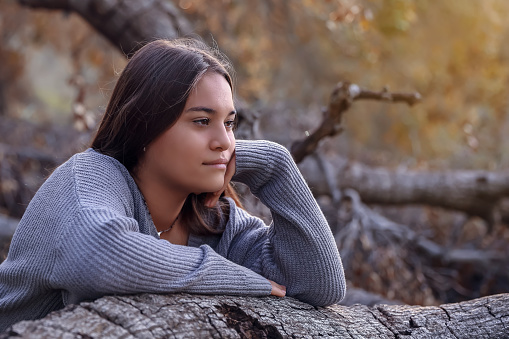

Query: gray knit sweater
<box><xmin>0</xmin><ymin>140</ymin><xmax>345</xmax><ymax>331</ymax></box>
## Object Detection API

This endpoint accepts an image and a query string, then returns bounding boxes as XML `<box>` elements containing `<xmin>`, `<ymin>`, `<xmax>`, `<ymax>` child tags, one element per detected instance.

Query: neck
<box><xmin>133</xmin><ymin>173</ymin><xmax>187</xmax><ymax>233</ymax></box>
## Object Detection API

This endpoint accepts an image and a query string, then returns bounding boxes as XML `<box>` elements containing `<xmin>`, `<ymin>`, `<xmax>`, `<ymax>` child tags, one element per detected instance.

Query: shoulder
<box><xmin>72</xmin><ymin>148</ymin><xmax>131</xmax><ymax>183</ymax></box>
<box><xmin>71</xmin><ymin>149</ymin><xmax>137</xmax><ymax>214</ymax></box>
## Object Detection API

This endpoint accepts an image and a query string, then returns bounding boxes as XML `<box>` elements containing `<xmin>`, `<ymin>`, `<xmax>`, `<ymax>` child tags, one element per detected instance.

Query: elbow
<box><xmin>328</xmin><ymin>275</ymin><xmax>347</xmax><ymax>306</ymax></box>
<box><xmin>311</xmin><ymin>256</ymin><xmax>348</xmax><ymax>306</ymax></box>
<box><xmin>290</xmin><ymin>270</ymin><xmax>347</xmax><ymax>307</ymax></box>
<box><xmin>314</xmin><ymin>273</ymin><xmax>347</xmax><ymax>307</ymax></box>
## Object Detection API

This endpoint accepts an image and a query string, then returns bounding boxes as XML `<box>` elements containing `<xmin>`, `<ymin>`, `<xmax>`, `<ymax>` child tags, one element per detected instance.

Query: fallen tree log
<box><xmin>299</xmin><ymin>154</ymin><xmax>509</xmax><ymax>224</ymax></box>
<box><xmin>2</xmin><ymin>293</ymin><xmax>508</xmax><ymax>338</ymax></box>
<box><xmin>18</xmin><ymin>0</ymin><xmax>192</xmax><ymax>54</ymax></box>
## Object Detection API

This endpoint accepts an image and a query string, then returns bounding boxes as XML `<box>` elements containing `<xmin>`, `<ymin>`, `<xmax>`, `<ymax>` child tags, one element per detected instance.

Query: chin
<box><xmin>194</xmin><ymin>182</ymin><xmax>225</xmax><ymax>195</ymax></box>
<box><xmin>210</xmin><ymin>183</ymin><xmax>225</xmax><ymax>192</ymax></box>
<box><xmin>210</xmin><ymin>178</ymin><xmax>226</xmax><ymax>190</ymax></box>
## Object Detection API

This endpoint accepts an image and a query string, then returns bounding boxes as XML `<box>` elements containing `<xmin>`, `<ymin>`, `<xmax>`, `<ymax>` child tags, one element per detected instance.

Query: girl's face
<box><xmin>141</xmin><ymin>71</ymin><xmax>236</xmax><ymax>195</ymax></box>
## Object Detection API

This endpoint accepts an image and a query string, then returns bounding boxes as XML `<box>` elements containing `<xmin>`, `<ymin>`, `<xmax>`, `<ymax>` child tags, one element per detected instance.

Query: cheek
<box><xmin>229</xmin><ymin>134</ymin><xmax>236</xmax><ymax>152</ymax></box>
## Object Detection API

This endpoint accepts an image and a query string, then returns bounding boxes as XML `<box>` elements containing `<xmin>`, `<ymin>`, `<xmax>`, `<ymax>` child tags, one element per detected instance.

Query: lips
<box><xmin>203</xmin><ymin>158</ymin><xmax>229</xmax><ymax>170</ymax></box>
<box><xmin>203</xmin><ymin>158</ymin><xmax>229</xmax><ymax>166</ymax></box>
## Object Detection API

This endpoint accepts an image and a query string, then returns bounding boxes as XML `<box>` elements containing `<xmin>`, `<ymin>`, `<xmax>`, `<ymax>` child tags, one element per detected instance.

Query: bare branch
<box><xmin>354</xmin><ymin>85</ymin><xmax>422</xmax><ymax>106</ymax></box>
<box><xmin>333</xmin><ymin>189</ymin><xmax>507</xmax><ymax>303</ymax></box>
<box><xmin>291</xmin><ymin>82</ymin><xmax>421</xmax><ymax>163</ymax></box>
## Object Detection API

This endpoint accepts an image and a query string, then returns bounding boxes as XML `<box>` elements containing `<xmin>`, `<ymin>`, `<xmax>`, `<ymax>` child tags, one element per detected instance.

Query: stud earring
<box><xmin>143</xmin><ymin>147</ymin><xmax>146</xmax><ymax>152</ymax></box>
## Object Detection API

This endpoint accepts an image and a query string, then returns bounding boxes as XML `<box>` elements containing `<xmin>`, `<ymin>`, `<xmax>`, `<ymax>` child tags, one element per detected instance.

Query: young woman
<box><xmin>0</xmin><ymin>38</ymin><xmax>346</xmax><ymax>331</ymax></box>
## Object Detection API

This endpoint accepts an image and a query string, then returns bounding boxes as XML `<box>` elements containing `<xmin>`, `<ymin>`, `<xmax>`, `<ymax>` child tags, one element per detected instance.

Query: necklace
<box><xmin>157</xmin><ymin>216</ymin><xmax>179</xmax><ymax>236</ymax></box>
<box><xmin>140</xmin><ymin>194</ymin><xmax>180</xmax><ymax>237</ymax></box>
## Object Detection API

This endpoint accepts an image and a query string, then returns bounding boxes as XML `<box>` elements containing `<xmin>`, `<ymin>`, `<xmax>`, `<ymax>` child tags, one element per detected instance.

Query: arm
<box><xmin>214</xmin><ymin>140</ymin><xmax>346</xmax><ymax>306</ymax></box>
<box><xmin>50</xmin><ymin>208</ymin><xmax>272</xmax><ymax>305</ymax></box>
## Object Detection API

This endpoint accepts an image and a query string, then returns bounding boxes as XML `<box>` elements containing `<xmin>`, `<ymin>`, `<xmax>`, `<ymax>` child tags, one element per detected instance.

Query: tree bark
<box><xmin>2</xmin><ymin>293</ymin><xmax>508</xmax><ymax>338</ymax></box>
<box><xmin>18</xmin><ymin>0</ymin><xmax>192</xmax><ymax>54</ymax></box>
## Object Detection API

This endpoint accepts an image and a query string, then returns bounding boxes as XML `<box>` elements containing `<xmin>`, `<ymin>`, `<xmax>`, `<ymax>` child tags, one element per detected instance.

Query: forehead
<box><xmin>185</xmin><ymin>72</ymin><xmax>234</xmax><ymax>108</ymax></box>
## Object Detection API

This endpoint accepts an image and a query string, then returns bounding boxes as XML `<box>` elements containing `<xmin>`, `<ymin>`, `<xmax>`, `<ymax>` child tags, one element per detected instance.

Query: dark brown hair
<box><xmin>91</xmin><ymin>38</ymin><xmax>242</xmax><ymax>235</ymax></box>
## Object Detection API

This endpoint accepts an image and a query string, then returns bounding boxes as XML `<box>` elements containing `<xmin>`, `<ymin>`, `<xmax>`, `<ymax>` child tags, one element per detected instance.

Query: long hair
<box><xmin>91</xmin><ymin>38</ymin><xmax>243</xmax><ymax>235</ymax></box>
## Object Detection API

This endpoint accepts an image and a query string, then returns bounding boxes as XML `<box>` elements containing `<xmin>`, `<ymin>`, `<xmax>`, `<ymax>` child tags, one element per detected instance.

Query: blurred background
<box><xmin>1</xmin><ymin>0</ymin><xmax>508</xmax><ymax>307</ymax></box>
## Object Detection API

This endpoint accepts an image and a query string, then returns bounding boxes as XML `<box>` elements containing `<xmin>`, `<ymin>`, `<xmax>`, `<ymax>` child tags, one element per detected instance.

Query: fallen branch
<box><xmin>333</xmin><ymin>188</ymin><xmax>508</xmax><ymax>304</ymax></box>
<box><xmin>3</xmin><ymin>293</ymin><xmax>508</xmax><ymax>338</ymax></box>
<box><xmin>299</xmin><ymin>155</ymin><xmax>509</xmax><ymax>224</ymax></box>
<box><xmin>338</xmin><ymin>189</ymin><xmax>504</xmax><ymax>266</ymax></box>
<box><xmin>18</xmin><ymin>0</ymin><xmax>192</xmax><ymax>54</ymax></box>
<box><xmin>290</xmin><ymin>82</ymin><xmax>421</xmax><ymax>163</ymax></box>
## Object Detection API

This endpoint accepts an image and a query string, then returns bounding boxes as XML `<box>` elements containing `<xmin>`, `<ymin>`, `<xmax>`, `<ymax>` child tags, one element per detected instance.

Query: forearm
<box><xmin>50</xmin><ymin>208</ymin><xmax>271</xmax><ymax>304</ymax></box>
<box><xmin>231</xmin><ymin>140</ymin><xmax>346</xmax><ymax>306</ymax></box>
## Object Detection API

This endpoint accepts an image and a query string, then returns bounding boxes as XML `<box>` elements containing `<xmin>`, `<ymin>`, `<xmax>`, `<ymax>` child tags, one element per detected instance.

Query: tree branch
<box><xmin>355</xmin><ymin>85</ymin><xmax>422</xmax><ymax>105</ymax></box>
<box><xmin>290</xmin><ymin>82</ymin><xmax>421</xmax><ymax>163</ymax></box>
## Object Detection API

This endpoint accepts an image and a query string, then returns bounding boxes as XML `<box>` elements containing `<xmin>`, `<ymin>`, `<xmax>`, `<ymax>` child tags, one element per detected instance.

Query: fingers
<box><xmin>224</xmin><ymin>152</ymin><xmax>236</xmax><ymax>183</ymax></box>
<box><xmin>269</xmin><ymin>279</ymin><xmax>286</xmax><ymax>298</ymax></box>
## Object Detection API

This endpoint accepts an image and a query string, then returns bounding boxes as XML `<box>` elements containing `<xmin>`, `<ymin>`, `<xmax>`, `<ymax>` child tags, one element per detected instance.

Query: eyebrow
<box><xmin>185</xmin><ymin>106</ymin><xmax>237</xmax><ymax>116</ymax></box>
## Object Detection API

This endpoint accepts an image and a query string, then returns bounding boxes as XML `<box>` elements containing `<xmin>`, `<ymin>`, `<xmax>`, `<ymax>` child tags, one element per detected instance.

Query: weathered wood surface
<box><xmin>3</xmin><ymin>293</ymin><xmax>508</xmax><ymax>338</ymax></box>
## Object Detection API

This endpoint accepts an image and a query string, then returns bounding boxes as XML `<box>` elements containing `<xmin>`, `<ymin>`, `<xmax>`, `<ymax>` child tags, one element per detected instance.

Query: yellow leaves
<box><xmin>359</xmin><ymin>15</ymin><xmax>372</xmax><ymax>31</ymax></box>
<box><xmin>3</xmin><ymin>0</ymin><xmax>509</xmax><ymax>169</ymax></box>
<box><xmin>373</xmin><ymin>0</ymin><xmax>418</xmax><ymax>35</ymax></box>
<box><xmin>275</xmin><ymin>0</ymin><xmax>509</xmax><ymax>168</ymax></box>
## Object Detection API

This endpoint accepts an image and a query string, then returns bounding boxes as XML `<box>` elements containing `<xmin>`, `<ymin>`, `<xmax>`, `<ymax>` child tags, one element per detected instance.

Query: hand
<box><xmin>269</xmin><ymin>279</ymin><xmax>286</xmax><ymax>297</ymax></box>
<box><xmin>204</xmin><ymin>152</ymin><xmax>236</xmax><ymax>208</ymax></box>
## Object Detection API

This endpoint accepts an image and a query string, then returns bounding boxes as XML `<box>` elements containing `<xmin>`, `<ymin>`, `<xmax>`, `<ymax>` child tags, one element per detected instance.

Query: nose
<box><xmin>210</xmin><ymin>124</ymin><xmax>232</xmax><ymax>151</ymax></box>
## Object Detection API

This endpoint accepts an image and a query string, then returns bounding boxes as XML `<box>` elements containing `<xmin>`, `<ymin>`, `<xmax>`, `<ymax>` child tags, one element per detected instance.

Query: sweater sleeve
<box><xmin>214</xmin><ymin>139</ymin><xmax>346</xmax><ymax>306</ymax></box>
<box><xmin>49</xmin><ymin>207</ymin><xmax>272</xmax><ymax>305</ymax></box>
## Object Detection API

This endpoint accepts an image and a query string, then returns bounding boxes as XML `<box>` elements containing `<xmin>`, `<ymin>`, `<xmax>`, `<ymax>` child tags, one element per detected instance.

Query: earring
<box><xmin>143</xmin><ymin>147</ymin><xmax>146</xmax><ymax>152</ymax></box>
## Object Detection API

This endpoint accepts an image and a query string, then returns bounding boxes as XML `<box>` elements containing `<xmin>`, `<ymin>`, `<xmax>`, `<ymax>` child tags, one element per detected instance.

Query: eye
<box><xmin>193</xmin><ymin>118</ymin><xmax>210</xmax><ymax>126</ymax></box>
<box><xmin>224</xmin><ymin>120</ymin><xmax>236</xmax><ymax>130</ymax></box>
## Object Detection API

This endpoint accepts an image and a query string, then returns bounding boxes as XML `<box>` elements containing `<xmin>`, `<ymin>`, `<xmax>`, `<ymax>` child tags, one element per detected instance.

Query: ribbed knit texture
<box><xmin>0</xmin><ymin>140</ymin><xmax>345</xmax><ymax>331</ymax></box>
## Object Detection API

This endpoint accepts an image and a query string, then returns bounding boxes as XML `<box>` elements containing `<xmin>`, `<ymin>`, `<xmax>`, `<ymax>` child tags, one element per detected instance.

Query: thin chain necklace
<box><xmin>157</xmin><ymin>216</ymin><xmax>179</xmax><ymax>237</ymax></box>
<box><xmin>141</xmin><ymin>195</ymin><xmax>179</xmax><ymax>237</ymax></box>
